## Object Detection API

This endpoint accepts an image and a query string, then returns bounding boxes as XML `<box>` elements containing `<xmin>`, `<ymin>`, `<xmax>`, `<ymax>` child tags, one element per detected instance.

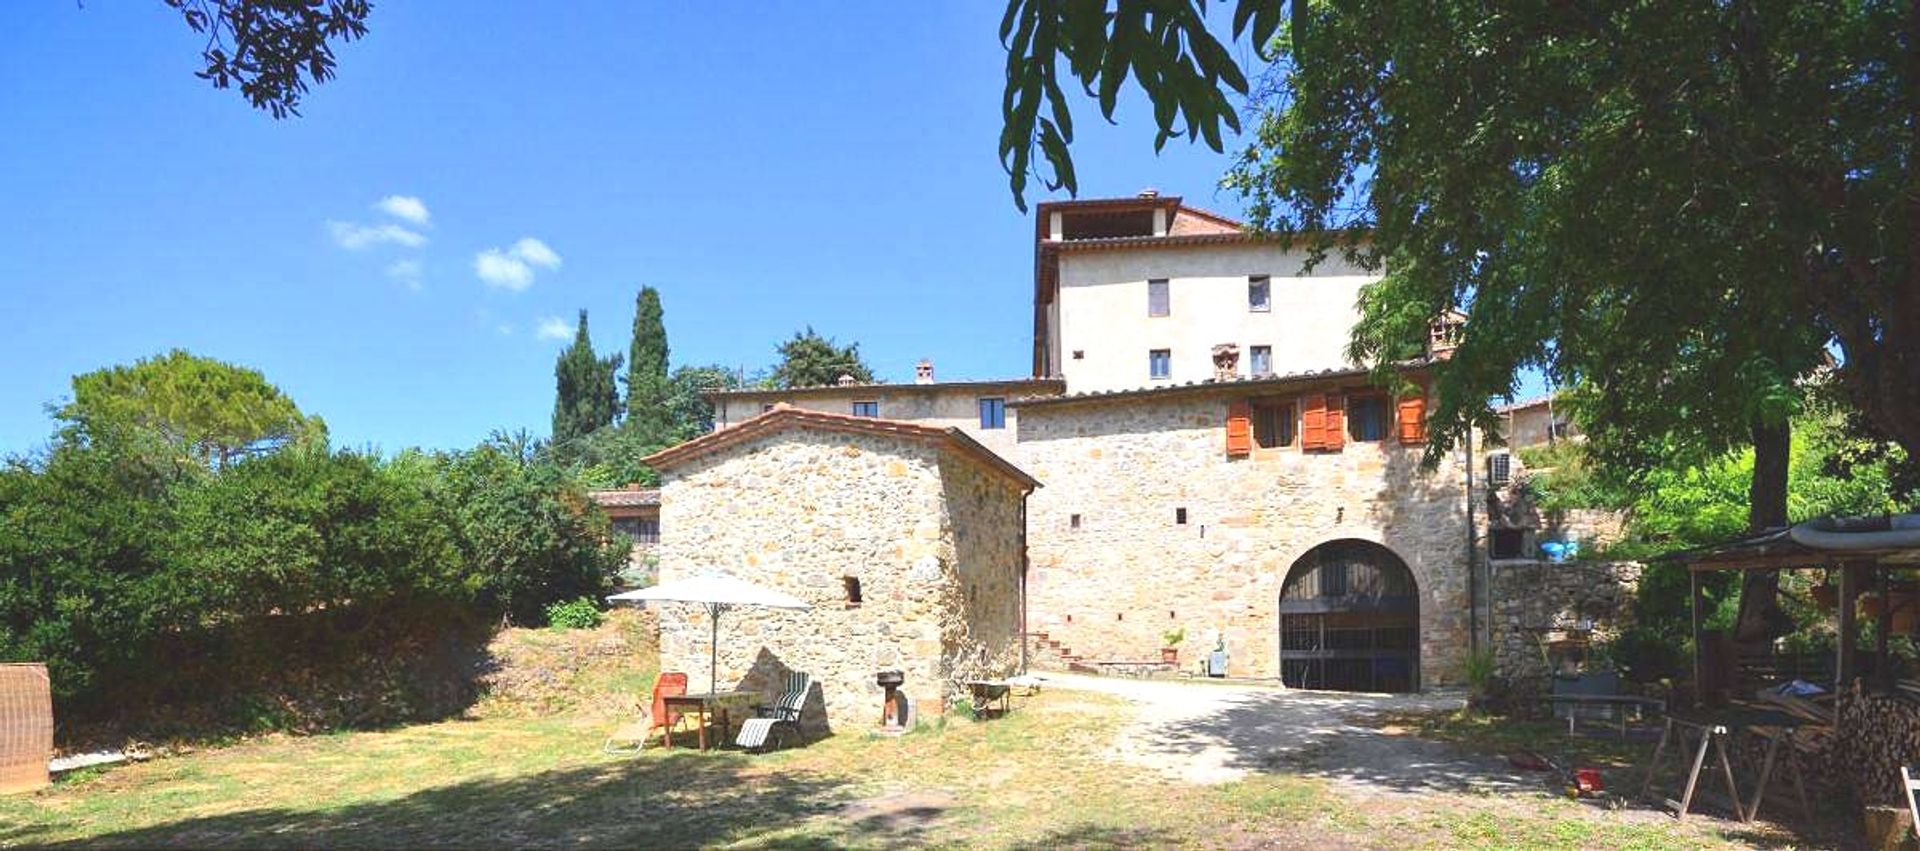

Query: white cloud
<box><xmin>496</xmin><ymin>322</ymin><xmax>515</xmax><ymax>336</ymax></box>
<box><xmin>472</xmin><ymin>237</ymin><xmax>562</xmax><ymax>291</ymax></box>
<box><xmin>535</xmin><ymin>316</ymin><xmax>573</xmax><ymax>341</ymax></box>
<box><xmin>510</xmin><ymin>237</ymin><xmax>561</xmax><ymax>269</ymax></box>
<box><xmin>329</xmin><ymin>220</ymin><xmax>426</xmax><ymax>250</ymax></box>
<box><xmin>374</xmin><ymin>195</ymin><xmax>431</xmax><ymax>226</ymax></box>
<box><xmin>385</xmin><ymin>259</ymin><xmax>423</xmax><ymax>291</ymax></box>
<box><xmin>474</xmin><ymin>249</ymin><xmax>534</xmax><ymax>291</ymax></box>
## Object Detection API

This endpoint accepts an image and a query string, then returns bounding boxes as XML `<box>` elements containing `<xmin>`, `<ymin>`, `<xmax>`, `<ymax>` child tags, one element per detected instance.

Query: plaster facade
<box><xmin>1014</xmin><ymin>382</ymin><xmax>1477</xmax><ymax>687</ymax></box>
<box><xmin>710</xmin><ymin>379</ymin><xmax>1062</xmax><ymax>457</ymax></box>
<box><xmin>649</xmin><ymin>414</ymin><xmax>1030</xmax><ymax>731</ymax></box>
<box><xmin>1050</xmin><ymin>243</ymin><xmax>1378</xmax><ymax>393</ymax></box>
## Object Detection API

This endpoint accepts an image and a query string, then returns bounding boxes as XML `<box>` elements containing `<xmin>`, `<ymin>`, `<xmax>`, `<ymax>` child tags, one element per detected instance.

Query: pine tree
<box><xmin>624</xmin><ymin>287</ymin><xmax>674</xmax><ymax>444</ymax></box>
<box><xmin>770</xmin><ymin>327</ymin><xmax>875</xmax><ymax>389</ymax></box>
<box><xmin>551</xmin><ymin>310</ymin><xmax>623</xmax><ymax>449</ymax></box>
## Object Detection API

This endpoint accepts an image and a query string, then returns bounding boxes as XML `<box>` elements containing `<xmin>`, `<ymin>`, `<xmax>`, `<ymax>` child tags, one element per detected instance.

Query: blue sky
<box><xmin>0</xmin><ymin>4</ymin><xmax>1269</xmax><ymax>455</ymax></box>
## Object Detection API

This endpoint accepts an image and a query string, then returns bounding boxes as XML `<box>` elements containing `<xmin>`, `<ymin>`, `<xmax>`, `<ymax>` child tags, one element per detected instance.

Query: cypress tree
<box><xmin>624</xmin><ymin>287</ymin><xmax>673</xmax><ymax>444</ymax></box>
<box><xmin>551</xmin><ymin>310</ymin><xmax>623</xmax><ymax>448</ymax></box>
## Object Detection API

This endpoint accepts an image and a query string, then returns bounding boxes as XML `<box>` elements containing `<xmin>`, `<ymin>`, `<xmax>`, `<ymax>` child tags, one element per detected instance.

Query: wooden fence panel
<box><xmin>0</xmin><ymin>663</ymin><xmax>52</xmax><ymax>794</ymax></box>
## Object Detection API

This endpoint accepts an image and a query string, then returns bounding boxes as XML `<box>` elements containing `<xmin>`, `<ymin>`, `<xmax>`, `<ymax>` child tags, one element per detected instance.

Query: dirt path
<box><xmin>1049</xmin><ymin>674</ymin><xmax>1540</xmax><ymax>795</ymax></box>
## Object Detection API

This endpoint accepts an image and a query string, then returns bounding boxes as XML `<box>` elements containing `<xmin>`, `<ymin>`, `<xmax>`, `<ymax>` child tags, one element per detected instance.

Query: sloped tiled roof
<box><xmin>587</xmin><ymin>487</ymin><xmax>660</xmax><ymax>508</ymax></box>
<box><xmin>1009</xmin><ymin>363</ymin><xmax>1428</xmax><ymax>409</ymax></box>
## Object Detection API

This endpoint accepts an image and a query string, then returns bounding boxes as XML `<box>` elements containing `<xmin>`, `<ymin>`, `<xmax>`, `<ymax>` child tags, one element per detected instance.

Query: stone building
<box><xmin>706</xmin><ymin>363</ymin><xmax>1062</xmax><ymax>457</ymax></box>
<box><xmin>586</xmin><ymin>486</ymin><xmax>659</xmax><ymax>588</ymax></box>
<box><xmin>1015</xmin><ymin>367</ymin><xmax>1475</xmax><ymax>689</ymax></box>
<box><xmin>629</xmin><ymin>189</ymin><xmax>1504</xmax><ymax>700</ymax></box>
<box><xmin>641</xmin><ymin>405</ymin><xmax>1037</xmax><ymax>730</ymax></box>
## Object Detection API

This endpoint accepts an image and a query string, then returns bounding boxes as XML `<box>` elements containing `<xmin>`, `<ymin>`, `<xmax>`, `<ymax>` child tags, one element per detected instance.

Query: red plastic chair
<box><xmin>648</xmin><ymin>672</ymin><xmax>690</xmax><ymax>742</ymax></box>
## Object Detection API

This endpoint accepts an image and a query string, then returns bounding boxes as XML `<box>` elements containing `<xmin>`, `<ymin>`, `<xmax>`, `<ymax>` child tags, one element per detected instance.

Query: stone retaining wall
<box><xmin>1488</xmin><ymin>560</ymin><xmax>1641</xmax><ymax>683</ymax></box>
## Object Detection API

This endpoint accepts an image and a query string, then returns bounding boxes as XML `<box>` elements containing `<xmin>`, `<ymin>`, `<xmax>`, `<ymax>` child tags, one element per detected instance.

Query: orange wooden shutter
<box><xmin>1322</xmin><ymin>395</ymin><xmax>1346</xmax><ymax>451</ymax></box>
<box><xmin>1225</xmin><ymin>401</ymin><xmax>1253</xmax><ymax>457</ymax></box>
<box><xmin>1300</xmin><ymin>394</ymin><xmax>1326</xmax><ymax>450</ymax></box>
<box><xmin>1397</xmin><ymin>396</ymin><xmax>1428</xmax><ymax>444</ymax></box>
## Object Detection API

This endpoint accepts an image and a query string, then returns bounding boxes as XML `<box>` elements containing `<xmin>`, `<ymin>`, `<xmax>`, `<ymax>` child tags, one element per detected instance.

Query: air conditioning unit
<box><xmin>1487</xmin><ymin>452</ymin><xmax>1513</xmax><ymax>487</ymax></box>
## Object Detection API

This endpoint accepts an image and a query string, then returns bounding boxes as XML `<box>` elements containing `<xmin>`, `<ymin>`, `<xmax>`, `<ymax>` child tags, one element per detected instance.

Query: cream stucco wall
<box><xmin>653</xmin><ymin>427</ymin><xmax>1025</xmax><ymax>732</ymax></box>
<box><xmin>1015</xmin><ymin>387</ymin><xmax>1476</xmax><ymax>687</ymax></box>
<box><xmin>712</xmin><ymin>386</ymin><xmax>1045</xmax><ymax>456</ymax></box>
<box><xmin>1052</xmin><ymin>243</ymin><xmax>1379</xmax><ymax>392</ymax></box>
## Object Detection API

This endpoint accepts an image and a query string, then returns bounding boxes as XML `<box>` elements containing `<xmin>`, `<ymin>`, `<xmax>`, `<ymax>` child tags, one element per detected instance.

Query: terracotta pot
<box><xmin>1160</xmin><ymin>647</ymin><xmax>1179</xmax><ymax>665</ymax></box>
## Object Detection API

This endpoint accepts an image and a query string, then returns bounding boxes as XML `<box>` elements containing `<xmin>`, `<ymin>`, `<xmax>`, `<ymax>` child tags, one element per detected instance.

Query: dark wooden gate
<box><xmin>1278</xmin><ymin>540</ymin><xmax>1419</xmax><ymax>692</ymax></box>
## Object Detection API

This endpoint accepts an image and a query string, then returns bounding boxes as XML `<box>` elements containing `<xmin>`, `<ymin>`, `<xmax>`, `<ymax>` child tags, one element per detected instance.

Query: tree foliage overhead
<box><xmin>623</xmin><ymin>287</ymin><xmax>674</xmax><ymax>445</ymax></box>
<box><xmin>769</xmin><ymin>327</ymin><xmax>875</xmax><ymax>389</ymax></box>
<box><xmin>162</xmin><ymin>0</ymin><xmax>372</xmax><ymax>118</ymax></box>
<box><xmin>551</xmin><ymin>311</ymin><xmax>623</xmax><ymax>448</ymax></box>
<box><xmin>999</xmin><ymin>1</ymin><xmax>1920</xmax><ymax>476</ymax></box>
<box><xmin>56</xmin><ymin>348</ymin><xmax>325</xmax><ymax>470</ymax></box>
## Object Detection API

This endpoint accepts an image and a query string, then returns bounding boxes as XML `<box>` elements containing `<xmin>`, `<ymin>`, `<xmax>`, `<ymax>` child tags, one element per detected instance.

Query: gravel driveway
<box><xmin>1050</xmin><ymin>674</ymin><xmax>1538</xmax><ymax>796</ymax></box>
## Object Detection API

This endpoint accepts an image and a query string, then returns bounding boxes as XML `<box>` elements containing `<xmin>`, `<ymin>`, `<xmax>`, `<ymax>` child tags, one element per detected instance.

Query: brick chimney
<box><xmin>915</xmin><ymin>359</ymin><xmax>935</xmax><ymax>385</ymax></box>
<box><xmin>1137</xmin><ymin>188</ymin><xmax>1159</xmax><ymax>199</ymax></box>
<box><xmin>1428</xmin><ymin>311</ymin><xmax>1466</xmax><ymax>361</ymax></box>
<box><xmin>1211</xmin><ymin>343</ymin><xmax>1241</xmax><ymax>380</ymax></box>
<box><xmin>836</xmin><ymin>374</ymin><xmax>858</xmax><ymax>386</ymax></box>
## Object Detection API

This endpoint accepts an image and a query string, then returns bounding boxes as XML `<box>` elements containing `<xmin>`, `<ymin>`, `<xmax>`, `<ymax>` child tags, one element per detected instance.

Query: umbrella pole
<box><xmin>709</xmin><ymin>602</ymin><xmax>721</xmax><ymax>694</ymax></box>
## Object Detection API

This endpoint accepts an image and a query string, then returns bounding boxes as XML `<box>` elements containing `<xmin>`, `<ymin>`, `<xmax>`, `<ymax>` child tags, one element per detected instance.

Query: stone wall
<box><xmin>1487</xmin><ymin>560</ymin><xmax>1641</xmax><ymax>684</ymax></box>
<box><xmin>940</xmin><ymin>453</ymin><xmax>1025</xmax><ymax>683</ymax></box>
<box><xmin>653</xmin><ymin>427</ymin><xmax>1023</xmax><ymax>733</ymax></box>
<box><xmin>1015</xmin><ymin>386</ymin><xmax>1476</xmax><ymax>686</ymax></box>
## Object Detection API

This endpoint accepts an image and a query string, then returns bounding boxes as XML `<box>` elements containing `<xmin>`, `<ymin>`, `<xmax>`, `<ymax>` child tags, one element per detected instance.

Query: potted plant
<box><xmin>1160</xmin><ymin>627</ymin><xmax>1184</xmax><ymax>665</ymax></box>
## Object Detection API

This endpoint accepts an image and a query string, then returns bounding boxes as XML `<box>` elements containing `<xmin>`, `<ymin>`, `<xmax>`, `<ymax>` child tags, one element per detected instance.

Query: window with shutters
<box><xmin>977</xmin><ymin>397</ymin><xmax>1006</xmax><ymax>429</ymax></box>
<box><xmin>1147</xmin><ymin>279</ymin><xmax>1170</xmax><ymax>316</ymax></box>
<box><xmin>1248</xmin><ymin>276</ymin><xmax>1271</xmax><ymax>312</ymax></box>
<box><xmin>1149</xmin><ymin>349</ymin><xmax>1171</xmax><ymax>380</ymax></box>
<box><xmin>1347</xmin><ymin>396</ymin><xmax>1388</xmax><ymax>442</ymax></box>
<box><xmin>1249</xmin><ymin>345</ymin><xmax>1272</xmax><ymax>376</ymax></box>
<box><xmin>1252</xmin><ymin>397</ymin><xmax>1296</xmax><ymax>448</ymax></box>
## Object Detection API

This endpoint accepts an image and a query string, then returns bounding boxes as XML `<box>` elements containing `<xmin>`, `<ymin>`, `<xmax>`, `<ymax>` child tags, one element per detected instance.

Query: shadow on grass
<box><xmin>11</xmin><ymin>750</ymin><xmax>896</xmax><ymax>849</ymax></box>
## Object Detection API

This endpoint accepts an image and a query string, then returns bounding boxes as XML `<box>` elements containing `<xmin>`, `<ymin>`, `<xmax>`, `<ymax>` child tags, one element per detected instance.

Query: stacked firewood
<box><xmin>1831</xmin><ymin>680</ymin><xmax>1920</xmax><ymax>805</ymax></box>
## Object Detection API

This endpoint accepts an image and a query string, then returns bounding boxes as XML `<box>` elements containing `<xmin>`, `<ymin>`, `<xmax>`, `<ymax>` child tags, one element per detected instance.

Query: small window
<box><xmin>611</xmin><ymin>516</ymin><xmax>660</xmax><ymax>544</ymax></box>
<box><xmin>851</xmin><ymin>400</ymin><xmax>878</xmax><ymax>418</ymax></box>
<box><xmin>843</xmin><ymin>577</ymin><xmax>863</xmax><ymax>606</ymax></box>
<box><xmin>1147</xmin><ymin>279</ymin><xmax>1170</xmax><ymax>317</ymax></box>
<box><xmin>1070</xmin><ymin>513</ymin><xmax>1082</xmax><ymax>529</ymax></box>
<box><xmin>1248</xmin><ymin>276</ymin><xmax>1271</xmax><ymax>312</ymax></box>
<box><xmin>1347</xmin><ymin>396</ymin><xmax>1388</xmax><ymax>442</ymax></box>
<box><xmin>761</xmin><ymin>403</ymin><xmax>776</xmax><ymax>413</ymax></box>
<box><xmin>1072</xmin><ymin>350</ymin><xmax>1085</xmax><ymax>360</ymax></box>
<box><xmin>1488</xmin><ymin>452</ymin><xmax>1513</xmax><ymax>487</ymax></box>
<box><xmin>1252</xmin><ymin>398</ymin><xmax>1296</xmax><ymax>448</ymax></box>
<box><xmin>1149</xmin><ymin>349</ymin><xmax>1171</xmax><ymax>380</ymax></box>
<box><xmin>1175</xmin><ymin>507</ymin><xmax>1188</xmax><ymax>525</ymax></box>
<box><xmin>978</xmin><ymin>397</ymin><xmax>1006</xmax><ymax>430</ymax></box>
<box><xmin>1249</xmin><ymin>345</ymin><xmax>1272</xmax><ymax>376</ymax></box>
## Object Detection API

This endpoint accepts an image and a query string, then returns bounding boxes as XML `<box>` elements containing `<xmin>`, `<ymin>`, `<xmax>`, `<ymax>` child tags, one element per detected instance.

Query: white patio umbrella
<box><xmin>607</xmin><ymin>574</ymin><xmax>810</xmax><ymax>693</ymax></box>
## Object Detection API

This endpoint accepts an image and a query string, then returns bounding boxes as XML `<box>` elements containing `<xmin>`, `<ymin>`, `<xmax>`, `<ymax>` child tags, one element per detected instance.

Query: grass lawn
<box><xmin>0</xmin><ymin>618</ymin><xmax>1809</xmax><ymax>848</ymax></box>
<box><xmin>1</xmin><ymin>690</ymin><xmax>1796</xmax><ymax>849</ymax></box>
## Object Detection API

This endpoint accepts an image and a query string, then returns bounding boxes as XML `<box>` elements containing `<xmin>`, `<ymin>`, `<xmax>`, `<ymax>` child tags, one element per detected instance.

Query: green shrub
<box><xmin>545</xmin><ymin>597</ymin><xmax>604</xmax><ymax>630</ymax></box>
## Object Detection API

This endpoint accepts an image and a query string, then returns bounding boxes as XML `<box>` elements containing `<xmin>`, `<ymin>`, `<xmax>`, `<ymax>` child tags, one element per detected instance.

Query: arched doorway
<box><xmin>1278</xmin><ymin>540</ymin><xmax>1420</xmax><ymax>692</ymax></box>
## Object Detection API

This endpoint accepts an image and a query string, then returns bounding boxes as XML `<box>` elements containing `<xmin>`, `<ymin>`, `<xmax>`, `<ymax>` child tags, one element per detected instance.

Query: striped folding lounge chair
<box><xmin>736</xmin><ymin>671</ymin><xmax>811</xmax><ymax>752</ymax></box>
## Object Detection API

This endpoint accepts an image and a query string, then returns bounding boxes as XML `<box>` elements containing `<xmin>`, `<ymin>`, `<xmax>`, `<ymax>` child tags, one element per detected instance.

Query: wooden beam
<box><xmin>1692</xmin><ymin>570</ymin><xmax>1707</xmax><ymax>707</ymax></box>
<box><xmin>1837</xmin><ymin>563</ymin><xmax>1861</xmax><ymax>688</ymax></box>
<box><xmin>1878</xmin><ymin>564</ymin><xmax>1893</xmax><ymax>693</ymax></box>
